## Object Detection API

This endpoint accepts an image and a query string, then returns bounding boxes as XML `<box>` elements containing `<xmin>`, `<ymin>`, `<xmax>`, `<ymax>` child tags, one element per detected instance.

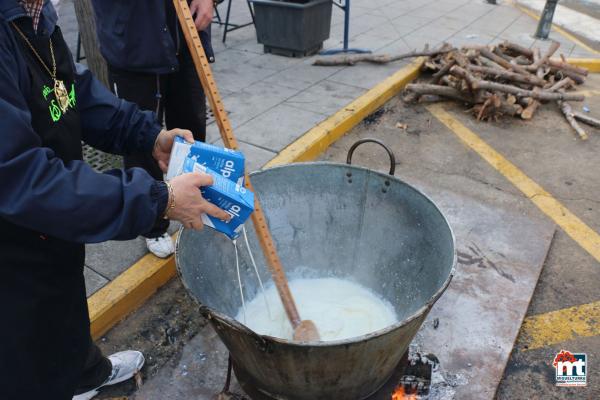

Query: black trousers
<box><xmin>0</xmin><ymin>222</ymin><xmax>112</xmax><ymax>399</ymax></box>
<box><xmin>74</xmin><ymin>339</ymin><xmax>113</xmax><ymax>395</ymax></box>
<box><xmin>108</xmin><ymin>50</ymin><xmax>207</xmax><ymax>238</ymax></box>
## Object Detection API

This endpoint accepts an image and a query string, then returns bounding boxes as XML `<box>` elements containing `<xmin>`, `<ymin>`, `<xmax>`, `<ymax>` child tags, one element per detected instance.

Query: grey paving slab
<box><xmin>284</xmin><ymin>79</ymin><xmax>365</xmax><ymax>116</ymax></box>
<box><xmin>211</xmin><ymin>139</ymin><xmax>276</xmax><ymax>173</ymax></box>
<box><xmin>85</xmin><ymin>238</ymin><xmax>148</xmax><ymax>280</ymax></box>
<box><xmin>210</xmin><ymin>48</ymin><xmax>261</xmax><ymax>67</ymax></box>
<box><xmin>410</xmin><ymin>24</ymin><xmax>462</xmax><ymax>43</ymax></box>
<box><xmin>436</xmin><ymin>14</ymin><xmax>479</xmax><ymax>31</ymax></box>
<box><xmin>343</xmin><ymin>31</ymin><xmax>398</xmax><ymax>52</ymax></box>
<box><xmin>467</xmin><ymin>12</ymin><xmax>519</xmax><ymax>36</ymax></box>
<box><xmin>401</xmin><ymin>33</ymin><xmax>442</xmax><ymax>51</ymax></box>
<box><xmin>389</xmin><ymin>14</ymin><xmax>437</xmax><ymax>36</ymax></box>
<box><xmin>262</xmin><ymin>60</ymin><xmax>343</xmax><ymax>91</ymax></box>
<box><xmin>570</xmin><ymin>45</ymin><xmax>597</xmax><ymax>57</ymax></box>
<box><xmin>206</xmin><ymin>122</ymin><xmax>222</xmax><ymax>144</ymax></box>
<box><xmin>245</xmin><ymin>53</ymin><xmax>304</xmax><ymax>71</ymax></box>
<box><xmin>220</xmin><ymin>81</ymin><xmax>300</xmax><ymax>129</ymax></box>
<box><xmin>231</xmin><ymin>39</ymin><xmax>264</xmax><ymax>54</ymax></box>
<box><xmin>327</xmin><ymin>60</ymin><xmax>407</xmax><ymax>90</ymax></box>
<box><xmin>84</xmin><ymin>266</ymin><xmax>109</xmax><ymax>297</ymax></box>
<box><xmin>495</xmin><ymin>31</ymin><xmax>538</xmax><ymax>49</ymax></box>
<box><xmin>212</xmin><ymin>61</ymin><xmax>277</xmax><ymax>93</ymax></box>
<box><xmin>234</xmin><ymin>104</ymin><xmax>327</xmax><ymax>152</ymax></box>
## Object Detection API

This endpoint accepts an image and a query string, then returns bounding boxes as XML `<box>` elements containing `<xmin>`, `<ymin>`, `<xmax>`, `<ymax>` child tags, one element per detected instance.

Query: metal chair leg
<box><xmin>223</xmin><ymin>0</ymin><xmax>233</xmax><ymax>43</ymax></box>
<box><xmin>246</xmin><ymin>0</ymin><xmax>255</xmax><ymax>24</ymax></box>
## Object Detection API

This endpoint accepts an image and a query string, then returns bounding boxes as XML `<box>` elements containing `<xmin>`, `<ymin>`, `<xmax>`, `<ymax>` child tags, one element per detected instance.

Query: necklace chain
<box><xmin>11</xmin><ymin>22</ymin><xmax>57</xmax><ymax>79</ymax></box>
<box><xmin>11</xmin><ymin>22</ymin><xmax>70</xmax><ymax>114</ymax></box>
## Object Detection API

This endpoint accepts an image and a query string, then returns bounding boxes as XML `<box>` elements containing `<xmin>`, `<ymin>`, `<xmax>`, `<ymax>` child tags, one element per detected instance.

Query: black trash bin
<box><xmin>250</xmin><ymin>0</ymin><xmax>333</xmax><ymax>57</ymax></box>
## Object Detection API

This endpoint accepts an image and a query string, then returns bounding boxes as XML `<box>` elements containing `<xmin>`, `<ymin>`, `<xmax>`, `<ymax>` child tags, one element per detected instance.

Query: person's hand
<box><xmin>189</xmin><ymin>0</ymin><xmax>214</xmax><ymax>31</ymax></box>
<box><xmin>166</xmin><ymin>172</ymin><xmax>231</xmax><ymax>230</ymax></box>
<box><xmin>153</xmin><ymin>128</ymin><xmax>195</xmax><ymax>173</ymax></box>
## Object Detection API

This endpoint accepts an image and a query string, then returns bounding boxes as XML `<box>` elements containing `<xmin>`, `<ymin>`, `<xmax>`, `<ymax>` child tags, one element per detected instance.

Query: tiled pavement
<box><xmin>54</xmin><ymin>0</ymin><xmax>597</xmax><ymax>296</ymax></box>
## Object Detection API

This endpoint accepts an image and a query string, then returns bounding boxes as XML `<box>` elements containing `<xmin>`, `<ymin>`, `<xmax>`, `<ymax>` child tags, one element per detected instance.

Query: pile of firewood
<box><xmin>404</xmin><ymin>41</ymin><xmax>597</xmax><ymax>140</ymax></box>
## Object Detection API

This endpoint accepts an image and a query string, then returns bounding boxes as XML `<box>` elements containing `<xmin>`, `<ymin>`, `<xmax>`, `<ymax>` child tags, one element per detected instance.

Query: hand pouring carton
<box><xmin>167</xmin><ymin>137</ymin><xmax>245</xmax><ymax>185</ymax></box>
<box><xmin>182</xmin><ymin>155</ymin><xmax>254</xmax><ymax>240</ymax></box>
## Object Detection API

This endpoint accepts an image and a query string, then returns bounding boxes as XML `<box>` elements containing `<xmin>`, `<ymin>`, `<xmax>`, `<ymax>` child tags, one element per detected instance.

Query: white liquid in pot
<box><xmin>235</xmin><ymin>278</ymin><xmax>398</xmax><ymax>341</ymax></box>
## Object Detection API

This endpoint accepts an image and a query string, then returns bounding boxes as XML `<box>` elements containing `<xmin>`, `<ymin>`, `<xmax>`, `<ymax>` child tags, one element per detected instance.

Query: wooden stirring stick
<box><xmin>172</xmin><ymin>0</ymin><xmax>319</xmax><ymax>342</ymax></box>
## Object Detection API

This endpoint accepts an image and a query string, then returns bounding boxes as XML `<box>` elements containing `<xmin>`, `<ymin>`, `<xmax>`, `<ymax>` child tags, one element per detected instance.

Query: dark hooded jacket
<box><xmin>0</xmin><ymin>0</ymin><xmax>168</xmax><ymax>243</ymax></box>
<box><xmin>91</xmin><ymin>0</ymin><xmax>215</xmax><ymax>74</ymax></box>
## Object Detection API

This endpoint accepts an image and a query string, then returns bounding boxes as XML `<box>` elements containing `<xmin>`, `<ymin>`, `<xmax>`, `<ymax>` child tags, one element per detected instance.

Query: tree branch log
<box><xmin>449</xmin><ymin>66</ymin><xmax>582</xmax><ymax>101</ymax></box>
<box><xmin>499</xmin><ymin>41</ymin><xmax>533</xmax><ymax>59</ymax></box>
<box><xmin>405</xmin><ymin>83</ymin><xmax>474</xmax><ymax>103</ymax></box>
<box><xmin>559</xmin><ymin>101</ymin><xmax>588</xmax><ymax>140</ymax></box>
<box><xmin>573</xmin><ymin>112</ymin><xmax>600</xmax><ymax>128</ymax></box>
<box><xmin>312</xmin><ymin>44</ymin><xmax>454</xmax><ymax>66</ymax></box>
<box><xmin>467</xmin><ymin>65</ymin><xmax>546</xmax><ymax>86</ymax></box>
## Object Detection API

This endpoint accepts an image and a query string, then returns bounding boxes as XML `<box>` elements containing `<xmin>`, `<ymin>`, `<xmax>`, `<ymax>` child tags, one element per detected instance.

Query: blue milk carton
<box><xmin>188</xmin><ymin>142</ymin><xmax>245</xmax><ymax>185</ymax></box>
<box><xmin>166</xmin><ymin>137</ymin><xmax>192</xmax><ymax>180</ymax></box>
<box><xmin>167</xmin><ymin>137</ymin><xmax>246</xmax><ymax>184</ymax></box>
<box><xmin>182</xmin><ymin>156</ymin><xmax>254</xmax><ymax>239</ymax></box>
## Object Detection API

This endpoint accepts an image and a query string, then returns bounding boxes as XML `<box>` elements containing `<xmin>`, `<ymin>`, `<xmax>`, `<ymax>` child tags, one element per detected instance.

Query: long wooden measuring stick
<box><xmin>172</xmin><ymin>0</ymin><xmax>306</xmax><ymax>332</ymax></box>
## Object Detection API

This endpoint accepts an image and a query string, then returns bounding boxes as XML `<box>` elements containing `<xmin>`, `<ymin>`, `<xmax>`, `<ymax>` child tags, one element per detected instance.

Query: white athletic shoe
<box><xmin>146</xmin><ymin>233</ymin><xmax>174</xmax><ymax>258</ymax></box>
<box><xmin>72</xmin><ymin>350</ymin><xmax>145</xmax><ymax>400</ymax></box>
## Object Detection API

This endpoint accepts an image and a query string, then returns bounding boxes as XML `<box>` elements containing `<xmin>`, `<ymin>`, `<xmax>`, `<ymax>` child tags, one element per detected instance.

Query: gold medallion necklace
<box><xmin>11</xmin><ymin>22</ymin><xmax>70</xmax><ymax>113</ymax></box>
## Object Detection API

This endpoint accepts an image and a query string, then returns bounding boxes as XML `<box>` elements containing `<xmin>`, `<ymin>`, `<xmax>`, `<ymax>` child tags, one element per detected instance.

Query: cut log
<box><xmin>548</xmin><ymin>77</ymin><xmax>575</xmax><ymax>92</ymax></box>
<box><xmin>559</xmin><ymin>101</ymin><xmax>588</xmax><ymax>140</ymax></box>
<box><xmin>530</xmin><ymin>41</ymin><xmax>560</xmax><ymax>70</ymax></box>
<box><xmin>477</xmin><ymin>47</ymin><xmax>534</xmax><ymax>77</ymax></box>
<box><xmin>432</xmin><ymin>59</ymin><xmax>456</xmax><ymax>84</ymax></box>
<box><xmin>552</xmin><ymin>68</ymin><xmax>586</xmax><ymax>85</ymax></box>
<box><xmin>499</xmin><ymin>40</ymin><xmax>534</xmax><ymax>58</ymax></box>
<box><xmin>467</xmin><ymin>65</ymin><xmax>546</xmax><ymax>86</ymax></box>
<box><xmin>520</xmin><ymin>78</ymin><xmax>574</xmax><ymax>120</ymax></box>
<box><xmin>474</xmin><ymin>80</ymin><xmax>584</xmax><ymax>101</ymax></box>
<box><xmin>521</xmin><ymin>91</ymin><xmax>541</xmax><ymax>120</ymax></box>
<box><xmin>532</xmin><ymin>59</ymin><xmax>589</xmax><ymax>78</ymax></box>
<box><xmin>405</xmin><ymin>83</ymin><xmax>475</xmax><ymax>103</ymax></box>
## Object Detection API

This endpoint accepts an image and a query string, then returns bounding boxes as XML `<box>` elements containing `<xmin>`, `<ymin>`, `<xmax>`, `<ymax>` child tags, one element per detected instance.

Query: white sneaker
<box><xmin>146</xmin><ymin>233</ymin><xmax>174</xmax><ymax>258</ymax></box>
<box><xmin>73</xmin><ymin>350</ymin><xmax>145</xmax><ymax>400</ymax></box>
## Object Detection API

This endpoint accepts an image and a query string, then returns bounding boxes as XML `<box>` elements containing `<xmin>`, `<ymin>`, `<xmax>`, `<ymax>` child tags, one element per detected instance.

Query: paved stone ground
<box><xmin>53</xmin><ymin>0</ymin><xmax>597</xmax><ymax>295</ymax></box>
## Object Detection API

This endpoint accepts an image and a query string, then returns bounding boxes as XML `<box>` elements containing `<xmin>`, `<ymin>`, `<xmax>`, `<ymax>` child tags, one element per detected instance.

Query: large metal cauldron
<box><xmin>176</xmin><ymin>144</ymin><xmax>455</xmax><ymax>400</ymax></box>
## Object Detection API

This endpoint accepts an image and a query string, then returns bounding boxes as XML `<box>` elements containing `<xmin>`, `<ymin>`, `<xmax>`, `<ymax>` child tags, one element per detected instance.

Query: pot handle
<box><xmin>346</xmin><ymin>138</ymin><xmax>396</xmax><ymax>176</ymax></box>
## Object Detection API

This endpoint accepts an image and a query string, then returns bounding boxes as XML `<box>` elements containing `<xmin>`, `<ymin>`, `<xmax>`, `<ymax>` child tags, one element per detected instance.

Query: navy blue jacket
<box><xmin>91</xmin><ymin>0</ymin><xmax>215</xmax><ymax>74</ymax></box>
<box><xmin>0</xmin><ymin>0</ymin><xmax>168</xmax><ymax>243</ymax></box>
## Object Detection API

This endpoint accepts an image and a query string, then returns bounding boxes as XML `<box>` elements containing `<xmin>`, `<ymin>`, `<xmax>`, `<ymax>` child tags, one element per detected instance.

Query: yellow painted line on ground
<box><xmin>88</xmin><ymin>233</ymin><xmax>177</xmax><ymax>339</ymax></box>
<box><xmin>520</xmin><ymin>301</ymin><xmax>600</xmax><ymax>350</ymax></box>
<box><xmin>566</xmin><ymin>58</ymin><xmax>600</xmax><ymax>73</ymax></box>
<box><xmin>265</xmin><ymin>58</ymin><xmax>425</xmax><ymax>167</ymax></box>
<box><xmin>513</xmin><ymin>3</ymin><xmax>600</xmax><ymax>55</ymax></box>
<box><xmin>427</xmin><ymin>104</ymin><xmax>600</xmax><ymax>264</ymax></box>
<box><xmin>429</xmin><ymin>104</ymin><xmax>600</xmax><ymax>349</ymax></box>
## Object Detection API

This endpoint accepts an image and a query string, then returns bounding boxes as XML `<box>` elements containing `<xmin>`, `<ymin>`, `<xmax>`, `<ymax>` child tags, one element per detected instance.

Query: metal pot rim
<box><xmin>175</xmin><ymin>161</ymin><xmax>457</xmax><ymax>347</ymax></box>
